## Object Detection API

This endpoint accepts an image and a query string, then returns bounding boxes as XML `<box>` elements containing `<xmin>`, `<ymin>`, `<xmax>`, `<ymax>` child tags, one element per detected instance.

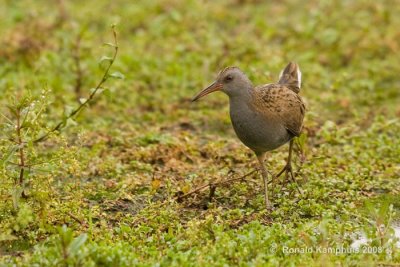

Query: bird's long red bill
<box><xmin>192</xmin><ymin>82</ymin><xmax>223</xmax><ymax>102</ymax></box>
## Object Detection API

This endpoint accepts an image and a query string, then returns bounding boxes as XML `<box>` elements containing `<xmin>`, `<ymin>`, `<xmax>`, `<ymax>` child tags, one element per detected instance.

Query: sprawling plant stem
<box><xmin>34</xmin><ymin>26</ymin><xmax>119</xmax><ymax>144</ymax></box>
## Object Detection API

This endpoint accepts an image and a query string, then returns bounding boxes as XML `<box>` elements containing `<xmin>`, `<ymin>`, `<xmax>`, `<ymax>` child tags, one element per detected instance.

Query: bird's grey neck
<box><xmin>228</xmin><ymin>87</ymin><xmax>252</xmax><ymax>104</ymax></box>
<box><xmin>228</xmin><ymin>88</ymin><xmax>253</xmax><ymax>118</ymax></box>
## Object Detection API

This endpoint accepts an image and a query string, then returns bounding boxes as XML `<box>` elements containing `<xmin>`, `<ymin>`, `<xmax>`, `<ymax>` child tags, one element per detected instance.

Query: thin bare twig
<box><xmin>67</xmin><ymin>212</ymin><xmax>87</xmax><ymax>227</ymax></box>
<box><xmin>15</xmin><ymin>107</ymin><xmax>27</xmax><ymax>198</ymax></box>
<box><xmin>177</xmin><ymin>169</ymin><xmax>258</xmax><ymax>201</ymax></box>
<box><xmin>72</xmin><ymin>32</ymin><xmax>84</xmax><ymax>101</ymax></box>
<box><xmin>34</xmin><ymin>26</ymin><xmax>119</xmax><ymax>143</ymax></box>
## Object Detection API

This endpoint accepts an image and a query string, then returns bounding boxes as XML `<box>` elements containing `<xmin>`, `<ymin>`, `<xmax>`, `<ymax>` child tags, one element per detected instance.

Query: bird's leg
<box><xmin>256</xmin><ymin>153</ymin><xmax>271</xmax><ymax>209</ymax></box>
<box><xmin>276</xmin><ymin>139</ymin><xmax>294</xmax><ymax>178</ymax></box>
<box><xmin>276</xmin><ymin>139</ymin><xmax>302</xmax><ymax>194</ymax></box>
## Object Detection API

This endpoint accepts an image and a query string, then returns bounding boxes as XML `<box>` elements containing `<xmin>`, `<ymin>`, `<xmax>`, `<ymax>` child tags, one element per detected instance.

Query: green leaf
<box><xmin>1</xmin><ymin>145</ymin><xmax>18</xmax><ymax>166</ymax></box>
<box><xmin>90</xmin><ymin>88</ymin><xmax>106</xmax><ymax>95</ymax></box>
<box><xmin>64</xmin><ymin>105</ymin><xmax>75</xmax><ymax>117</ymax></box>
<box><xmin>68</xmin><ymin>234</ymin><xmax>87</xmax><ymax>255</ymax></box>
<box><xmin>99</xmin><ymin>55</ymin><xmax>113</xmax><ymax>63</ymax></box>
<box><xmin>65</xmin><ymin>118</ymin><xmax>78</xmax><ymax>127</ymax></box>
<box><xmin>58</xmin><ymin>225</ymin><xmax>73</xmax><ymax>245</ymax></box>
<box><xmin>6</xmin><ymin>105</ymin><xmax>18</xmax><ymax>117</ymax></box>
<box><xmin>0</xmin><ymin>112</ymin><xmax>14</xmax><ymax>124</ymax></box>
<box><xmin>109</xmin><ymin>71</ymin><xmax>125</xmax><ymax>79</ymax></box>
<box><xmin>103</xmin><ymin>42</ymin><xmax>117</xmax><ymax>47</ymax></box>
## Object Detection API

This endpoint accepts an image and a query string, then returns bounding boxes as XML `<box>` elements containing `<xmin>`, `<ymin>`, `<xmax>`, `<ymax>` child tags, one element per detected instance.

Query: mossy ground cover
<box><xmin>0</xmin><ymin>0</ymin><xmax>399</xmax><ymax>266</ymax></box>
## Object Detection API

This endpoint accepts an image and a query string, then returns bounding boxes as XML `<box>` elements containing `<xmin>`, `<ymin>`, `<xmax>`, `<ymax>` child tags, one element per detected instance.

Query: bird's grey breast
<box><xmin>229</xmin><ymin>97</ymin><xmax>291</xmax><ymax>153</ymax></box>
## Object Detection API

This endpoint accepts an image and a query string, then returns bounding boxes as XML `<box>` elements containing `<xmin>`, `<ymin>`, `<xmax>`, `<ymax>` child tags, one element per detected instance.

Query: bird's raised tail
<box><xmin>278</xmin><ymin>62</ymin><xmax>301</xmax><ymax>94</ymax></box>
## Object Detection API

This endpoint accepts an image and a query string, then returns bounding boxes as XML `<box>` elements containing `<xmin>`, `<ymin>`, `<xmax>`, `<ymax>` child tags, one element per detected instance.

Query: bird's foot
<box><xmin>265</xmin><ymin>202</ymin><xmax>273</xmax><ymax>211</ymax></box>
<box><xmin>276</xmin><ymin>162</ymin><xmax>293</xmax><ymax>179</ymax></box>
<box><xmin>275</xmin><ymin>163</ymin><xmax>302</xmax><ymax>195</ymax></box>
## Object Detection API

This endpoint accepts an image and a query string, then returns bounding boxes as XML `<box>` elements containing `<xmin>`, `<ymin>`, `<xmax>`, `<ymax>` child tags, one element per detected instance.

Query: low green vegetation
<box><xmin>1</xmin><ymin>0</ymin><xmax>399</xmax><ymax>266</ymax></box>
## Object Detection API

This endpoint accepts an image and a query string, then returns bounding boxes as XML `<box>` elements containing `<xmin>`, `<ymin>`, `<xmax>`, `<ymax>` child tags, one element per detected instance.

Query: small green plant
<box><xmin>57</xmin><ymin>225</ymin><xmax>88</xmax><ymax>266</ymax></box>
<box><xmin>1</xmin><ymin>91</ymin><xmax>51</xmax><ymax>209</ymax></box>
<box><xmin>362</xmin><ymin>200</ymin><xmax>398</xmax><ymax>257</ymax></box>
<box><xmin>0</xmin><ymin>25</ymin><xmax>121</xmax><ymax>211</ymax></box>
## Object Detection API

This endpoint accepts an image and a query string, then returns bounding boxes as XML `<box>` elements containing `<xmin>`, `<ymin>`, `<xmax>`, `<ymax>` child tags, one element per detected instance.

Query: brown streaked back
<box><xmin>251</xmin><ymin>84</ymin><xmax>305</xmax><ymax>137</ymax></box>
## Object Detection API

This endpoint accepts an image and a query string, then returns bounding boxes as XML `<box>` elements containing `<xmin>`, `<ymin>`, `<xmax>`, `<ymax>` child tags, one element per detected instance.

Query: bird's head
<box><xmin>192</xmin><ymin>67</ymin><xmax>253</xmax><ymax>101</ymax></box>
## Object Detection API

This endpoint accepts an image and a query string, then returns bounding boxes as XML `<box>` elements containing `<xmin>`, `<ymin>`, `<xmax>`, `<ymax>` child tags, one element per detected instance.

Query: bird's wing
<box><xmin>278</xmin><ymin>62</ymin><xmax>301</xmax><ymax>94</ymax></box>
<box><xmin>251</xmin><ymin>84</ymin><xmax>305</xmax><ymax>136</ymax></box>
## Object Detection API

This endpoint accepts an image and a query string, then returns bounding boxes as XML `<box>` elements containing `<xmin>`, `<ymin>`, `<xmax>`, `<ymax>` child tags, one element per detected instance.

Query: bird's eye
<box><xmin>225</xmin><ymin>75</ymin><xmax>233</xmax><ymax>82</ymax></box>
